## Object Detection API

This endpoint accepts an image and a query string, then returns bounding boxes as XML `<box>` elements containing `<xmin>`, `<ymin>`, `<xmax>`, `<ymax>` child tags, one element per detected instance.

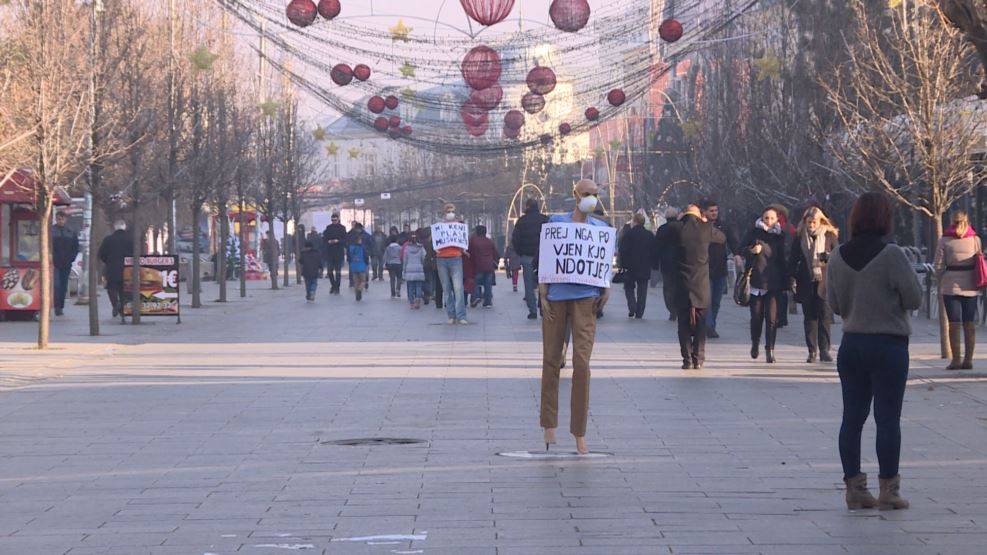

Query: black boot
<box><xmin>765</xmin><ymin>349</ymin><xmax>776</xmax><ymax>363</ymax></box>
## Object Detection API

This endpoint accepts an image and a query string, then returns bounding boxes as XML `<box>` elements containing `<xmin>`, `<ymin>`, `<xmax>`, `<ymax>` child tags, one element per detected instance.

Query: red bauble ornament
<box><xmin>353</xmin><ymin>64</ymin><xmax>371</xmax><ymax>81</ymax></box>
<box><xmin>389</xmin><ymin>115</ymin><xmax>402</xmax><ymax>128</ymax></box>
<box><xmin>466</xmin><ymin>120</ymin><xmax>489</xmax><ymax>137</ymax></box>
<box><xmin>286</xmin><ymin>0</ymin><xmax>318</xmax><ymax>27</ymax></box>
<box><xmin>368</xmin><ymin>96</ymin><xmax>385</xmax><ymax>114</ymax></box>
<box><xmin>549</xmin><ymin>0</ymin><xmax>590</xmax><ymax>33</ymax></box>
<box><xmin>469</xmin><ymin>84</ymin><xmax>503</xmax><ymax>111</ymax></box>
<box><xmin>331</xmin><ymin>63</ymin><xmax>353</xmax><ymax>86</ymax></box>
<box><xmin>388</xmin><ymin>127</ymin><xmax>403</xmax><ymax>139</ymax></box>
<box><xmin>504</xmin><ymin>124</ymin><xmax>521</xmax><ymax>139</ymax></box>
<box><xmin>460</xmin><ymin>0</ymin><xmax>515</xmax><ymax>26</ymax></box>
<box><xmin>607</xmin><ymin>88</ymin><xmax>626</xmax><ymax>107</ymax></box>
<box><xmin>384</xmin><ymin>95</ymin><xmax>399</xmax><ymax>110</ymax></box>
<box><xmin>373</xmin><ymin>116</ymin><xmax>389</xmax><ymax>132</ymax></box>
<box><xmin>521</xmin><ymin>92</ymin><xmax>545</xmax><ymax>114</ymax></box>
<box><xmin>659</xmin><ymin>19</ymin><xmax>683</xmax><ymax>43</ymax></box>
<box><xmin>540</xmin><ymin>134</ymin><xmax>553</xmax><ymax>145</ymax></box>
<box><xmin>461</xmin><ymin>45</ymin><xmax>502</xmax><ymax>91</ymax></box>
<box><xmin>526</xmin><ymin>66</ymin><xmax>556</xmax><ymax>95</ymax></box>
<box><xmin>559</xmin><ymin>122</ymin><xmax>572</xmax><ymax>135</ymax></box>
<box><xmin>585</xmin><ymin>107</ymin><xmax>600</xmax><ymax>121</ymax></box>
<box><xmin>504</xmin><ymin>109</ymin><xmax>525</xmax><ymax>130</ymax></box>
<box><xmin>402</xmin><ymin>125</ymin><xmax>413</xmax><ymax>136</ymax></box>
<box><xmin>317</xmin><ymin>0</ymin><xmax>341</xmax><ymax>20</ymax></box>
<box><xmin>460</xmin><ymin>100</ymin><xmax>489</xmax><ymax>128</ymax></box>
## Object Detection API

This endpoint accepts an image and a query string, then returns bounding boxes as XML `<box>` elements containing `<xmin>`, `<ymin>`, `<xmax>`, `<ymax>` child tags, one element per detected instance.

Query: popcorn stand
<box><xmin>0</xmin><ymin>170</ymin><xmax>71</xmax><ymax>320</ymax></box>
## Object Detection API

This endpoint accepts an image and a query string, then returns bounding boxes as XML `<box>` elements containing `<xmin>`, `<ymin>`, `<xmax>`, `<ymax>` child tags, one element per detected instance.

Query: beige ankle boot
<box><xmin>878</xmin><ymin>475</ymin><xmax>909</xmax><ymax>510</ymax></box>
<box><xmin>844</xmin><ymin>473</ymin><xmax>878</xmax><ymax>510</ymax></box>
<box><xmin>962</xmin><ymin>322</ymin><xmax>976</xmax><ymax>370</ymax></box>
<box><xmin>947</xmin><ymin>323</ymin><xmax>963</xmax><ymax>370</ymax></box>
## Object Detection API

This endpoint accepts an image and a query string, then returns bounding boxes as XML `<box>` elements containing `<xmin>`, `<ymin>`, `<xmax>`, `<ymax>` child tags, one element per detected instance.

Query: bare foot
<box><xmin>575</xmin><ymin>436</ymin><xmax>588</xmax><ymax>455</ymax></box>
<box><xmin>543</xmin><ymin>428</ymin><xmax>557</xmax><ymax>451</ymax></box>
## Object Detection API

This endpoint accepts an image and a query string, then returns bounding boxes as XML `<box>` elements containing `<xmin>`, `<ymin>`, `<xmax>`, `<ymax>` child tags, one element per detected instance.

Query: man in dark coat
<box><xmin>322</xmin><ymin>213</ymin><xmax>346</xmax><ymax>294</ymax></box>
<box><xmin>51</xmin><ymin>211</ymin><xmax>79</xmax><ymax>316</ymax></box>
<box><xmin>700</xmin><ymin>198</ymin><xmax>740</xmax><ymax>338</ymax></box>
<box><xmin>468</xmin><ymin>225</ymin><xmax>501</xmax><ymax>308</ymax></box>
<box><xmin>618</xmin><ymin>212</ymin><xmax>655</xmax><ymax>319</ymax></box>
<box><xmin>511</xmin><ymin>198</ymin><xmax>549</xmax><ymax>319</ymax></box>
<box><xmin>97</xmin><ymin>221</ymin><xmax>135</xmax><ymax>319</ymax></box>
<box><xmin>653</xmin><ymin>207</ymin><xmax>681</xmax><ymax>321</ymax></box>
<box><xmin>669</xmin><ymin>205</ymin><xmax>726</xmax><ymax>369</ymax></box>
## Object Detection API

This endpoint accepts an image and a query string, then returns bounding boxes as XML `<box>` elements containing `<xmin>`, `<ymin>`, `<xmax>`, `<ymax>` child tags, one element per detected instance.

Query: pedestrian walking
<box><xmin>699</xmin><ymin>199</ymin><xmax>739</xmax><ymax>338</ymax></box>
<box><xmin>262</xmin><ymin>231</ymin><xmax>280</xmax><ymax>280</ymax></box>
<box><xmin>540</xmin><ymin>179</ymin><xmax>610</xmax><ymax>455</ymax></box>
<box><xmin>618</xmin><ymin>212</ymin><xmax>654</xmax><ymax>319</ymax></box>
<box><xmin>742</xmin><ymin>207</ymin><xmax>789</xmax><ymax>363</ymax></box>
<box><xmin>654</xmin><ymin>207</ymin><xmax>681</xmax><ymax>321</ymax></box>
<box><xmin>935</xmin><ymin>209</ymin><xmax>982</xmax><ymax>370</ymax></box>
<box><xmin>789</xmin><ymin>206</ymin><xmax>839</xmax><ymax>363</ymax></box>
<box><xmin>469</xmin><ymin>225</ymin><xmax>500</xmax><ymax>308</ymax></box>
<box><xmin>97</xmin><ymin>221</ymin><xmax>134</xmax><ymax>321</ymax></box>
<box><xmin>403</xmin><ymin>234</ymin><xmax>427</xmax><ymax>308</ymax></box>
<box><xmin>435</xmin><ymin>203</ymin><xmax>469</xmax><ymax>324</ymax></box>
<box><xmin>424</xmin><ymin>231</ymin><xmax>442</xmax><ymax>309</ymax></box>
<box><xmin>512</xmin><ymin>197</ymin><xmax>548</xmax><ymax>319</ymax></box>
<box><xmin>371</xmin><ymin>228</ymin><xmax>387</xmax><ymax>281</ymax></box>
<box><xmin>323</xmin><ymin>214</ymin><xmax>346</xmax><ymax>294</ymax></box>
<box><xmin>346</xmin><ymin>233</ymin><xmax>369</xmax><ymax>301</ymax></box>
<box><xmin>826</xmin><ymin>192</ymin><xmax>922</xmax><ymax>511</ymax></box>
<box><xmin>305</xmin><ymin>228</ymin><xmax>323</xmax><ymax>277</ymax></box>
<box><xmin>768</xmin><ymin>204</ymin><xmax>796</xmax><ymax>328</ymax></box>
<box><xmin>51</xmin><ymin>210</ymin><xmax>79</xmax><ymax>316</ymax></box>
<box><xmin>384</xmin><ymin>237</ymin><xmax>404</xmax><ymax>298</ymax></box>
<box><xmin>299</xmin><ymin>240</ymin><xmax>322</xmax><ymax>302</ymax></box>
<box><xmin>668</xmin><ymin>205</ymin><xmax>725</xmax><ymax>369</ymax></box>
<box><xmin>504</xmin><ymin>242</ymin><xmax>521</xmax><ymax>292</ymax></box>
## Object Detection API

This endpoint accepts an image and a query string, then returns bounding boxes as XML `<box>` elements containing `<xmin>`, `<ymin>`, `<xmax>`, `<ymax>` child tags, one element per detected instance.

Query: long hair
<box><xmin>797</xmin><ymin>206</ymin><xmax>839</xmax><ymax>238</ymax></box>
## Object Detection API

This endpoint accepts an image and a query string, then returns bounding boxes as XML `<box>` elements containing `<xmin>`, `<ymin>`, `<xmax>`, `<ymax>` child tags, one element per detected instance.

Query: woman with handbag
<box><xmin>789</xmin><ymin>206</ymin><xmax>839</xmax><ymax>363</ymax></box>
<box><xmin>934</xmin><ymin>210</ymin><xmax>982</xmax><ymax>370</ymax></box>
<box><xmin>741</xmin><ymin>207</ymin><xmax>789</xmax><ymax>363</ymax></box>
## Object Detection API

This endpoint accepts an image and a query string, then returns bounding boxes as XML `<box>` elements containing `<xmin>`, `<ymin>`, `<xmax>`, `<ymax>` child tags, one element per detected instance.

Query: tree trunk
<box><xmin>238</xmin><ymin>196</ymin><xmax>246</xmax><ymax>298</ymax></box>
<box><xmin>191</xmin><ymin>203</ymin><xmax>202</xmax><ymax>308</ymax></box>
<box><xmin>282</xmin><ymin>218</ymin><xmax>290</xmax><ymax>288</ymax></box>
<box><xmin>268</xmin><ymin>222</ymin><xmax>279</xmax><ymax>291</ymax></box>
<box><xmin>88</xmin><ymin>202</ymin><xmax>100</xmax><ymax>336</ymax></box>
<box><xmin>294</xmin><ymin>220</ymin><xmax>302</xmax><ymax>284</ymax></box>
<box><xmin>218</xmin><ymin>202</ymin><xmax>228</xmax><ymax>302</ymax></box>
<box><xmin>37</xmin><ymin>195</ymin><xmax>53</xmax><ymax>349</ymax></box>
<box><xmin>934</xmin><ymin>216</ymin><xmax>949</xmax><ymax>358</ymax></box>
<box><xmin>130</xmin><ymin>199</ymin><xmax>142</xmax><ymax>325</ymax></box>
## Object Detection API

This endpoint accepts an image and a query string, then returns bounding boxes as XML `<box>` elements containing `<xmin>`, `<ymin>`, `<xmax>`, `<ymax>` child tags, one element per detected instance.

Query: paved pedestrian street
<box><xmin>2</xmin><ymin>279</ymin><xmax>987</xmax><ymax>554</ymax></box>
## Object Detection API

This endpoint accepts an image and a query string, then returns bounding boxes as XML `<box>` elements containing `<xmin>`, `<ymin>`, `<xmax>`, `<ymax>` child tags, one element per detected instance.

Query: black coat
<box><xmin>788</xmin><ymin>230</ymin><xmax>838</xmax><ymax>304</ymax></box>
<box><xmin>51</xmin><ymin>224</ymin><xmax>79</xmax><ymax>270</ymax></box>
<box><xmin>322</xmin><ymin>223</ymin><xmax>347</xmax><ymax>257</ymax></box>
<box><xmin>670</xmin><ymin>215</ymin><xmax>725</xmax><ymax>309</ymax></box>
<box><xmin>741</xmin><ymin>226</ymin><xmax>788</xmax><ymax>292</ymax></box>
<box><xmin>708</xmin><ymin>221</ymin><xmax>738</xmax><ymax>279</ymax></box>
<box><xmin>97</xmin><ymin>229</ymin><xmax>134</xmax><ymax>286</ymax></box>
<box><xmin>653</xmin><ymin>221</ymin><xmax>679</xmax><ymax>274</ymax></box>
<box><xmin>511</xmin><ymin>209</ymin><xmax>548</xmax><ymax>257</ymax></box>
<box><xmin>618</xmin><ymin>224</ymin><xmax>655</xmax><ymax>281</ymax></box>
<box><xmin>299</xmin><ymin>247</ymin><xmax>323</xmax><ymax>280</ymax></box>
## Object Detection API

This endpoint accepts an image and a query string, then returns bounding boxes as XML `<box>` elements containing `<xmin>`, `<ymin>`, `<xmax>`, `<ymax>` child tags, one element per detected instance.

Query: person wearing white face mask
<box><xmin>435</xmin><ymin>203</ymin><xmax>469</xmax><ymax>324</ymax></box>
<box><xmin>538</xmin><ymin>179</ymin><xmax>610</xmax><ymax>455</ymax></box>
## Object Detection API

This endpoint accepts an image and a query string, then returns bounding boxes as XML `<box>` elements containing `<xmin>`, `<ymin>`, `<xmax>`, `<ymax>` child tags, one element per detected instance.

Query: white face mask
<box><xmin>444</xmin><ymin>212</ymin><xmax>456</xmax><ymax>221</ymax></box>
<box><xmin>577</xmin><ymin>195</ymin><xmax>598</xmax><ymax>214</ymax></box>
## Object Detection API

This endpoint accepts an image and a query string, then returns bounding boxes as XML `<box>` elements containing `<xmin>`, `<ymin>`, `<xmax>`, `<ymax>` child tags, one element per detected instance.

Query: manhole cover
<box><xmin>497</xmin><ymin>450</ymin><xmax>613</xmax><ymax>460</ymax></box>
<box><xmin>321</xmin><ymin>438</ymin><xmax>427</xmax><ymax>446</ymax></box>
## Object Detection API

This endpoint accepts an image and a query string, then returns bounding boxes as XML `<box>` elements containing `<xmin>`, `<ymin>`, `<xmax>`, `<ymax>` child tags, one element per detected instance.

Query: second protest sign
<box><xmin>537</xmin><ymin>221</ymin><xmax>617</xmax><ymax>288</ymax></box>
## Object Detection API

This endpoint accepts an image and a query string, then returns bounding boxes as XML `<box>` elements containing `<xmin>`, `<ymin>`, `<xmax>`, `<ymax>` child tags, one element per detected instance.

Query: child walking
<box><xmin>300</xmin><ymin>240</ymin><xmax>323</xmax><ymax>302</ymax></box>
<box><xmin>347</xmin><ymin>235</ymin><xmax>370</xmax><ymax>301</ymax></box>
<box><xmin>402</xmin><ymin>235</ymin><xmax>427</xmax><ymax>309</ymax></box>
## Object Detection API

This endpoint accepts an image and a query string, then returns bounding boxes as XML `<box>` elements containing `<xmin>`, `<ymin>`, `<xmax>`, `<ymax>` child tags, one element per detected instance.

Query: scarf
<box><xmin>944</xmin><ymin>224</ymin><xmax>976</xmax><ymax>239</ymax></box>
<box><xmin>756</xmin><ymin>218</ymin><xmax>782</xmax><ymax>234</ymax></box>
<box><xmin>801</xmin><ymin>227</ymin><xmax>827</xmax><ymax>281</ymax></box>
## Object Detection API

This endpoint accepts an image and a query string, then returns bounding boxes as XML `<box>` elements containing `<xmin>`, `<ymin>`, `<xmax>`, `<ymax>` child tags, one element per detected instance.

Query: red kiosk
<box><xmin>0</xmin><ymin>169</ymin><xmax>72</xmax><ymax>320</ymax></box>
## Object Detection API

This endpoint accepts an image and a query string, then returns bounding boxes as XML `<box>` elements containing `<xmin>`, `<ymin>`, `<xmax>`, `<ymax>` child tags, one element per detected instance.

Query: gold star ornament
<box><xmin>313</xmin><ymin>125</ymin><xmax>327</xmax><ymax>141</ymax></box>
<box><xmin>190</xmin><ymin>45</ymin><xmax>218</xmax><ymax>72</ymax></box>
<box><xmin>258</xmin><ymin>99</ymin><xmax>280</xmax><ymax>117</ymax></box>
<box><xmin>390</xmin><ymin>19</ymin><xmax>412</xmax><ymax>42</ymax></box>
<box><xmin>753</xmin><ymin>54</ymin><xmax>782</xmax><ymax>81</ymax></box>
<box><xmin>326</xmin><ymin>142</ymin><xmax>339</xmax><ymax>156</ymax></box>
<box><xmin>348</xmin><ymin>147</ymin><xmax>360</xmax><ymax>159</ymax></box>
<box><xmin>399</xmin><ymin>61</ymin><xmax>417</xmax><ymax>78</ymax></box>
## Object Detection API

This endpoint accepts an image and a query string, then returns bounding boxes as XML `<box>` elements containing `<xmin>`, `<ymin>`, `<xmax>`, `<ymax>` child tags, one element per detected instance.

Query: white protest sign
<box><xmin>537</xmin><ymin>222</ymin><xmax>617</xmax><ymax>288</ymax></box>
<box><xmin>431</xmin><ymin>222</ymin><xmax>469</xmax><ymax>251</ymax></box>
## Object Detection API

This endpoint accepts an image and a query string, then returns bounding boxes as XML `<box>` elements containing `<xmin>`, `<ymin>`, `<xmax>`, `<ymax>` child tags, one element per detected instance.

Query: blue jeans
<box><xmin>838</xmin><ymin>333</ymin><xmax>910</xmax><ymax>480</ymax></box>
<box><xmin>706</xmin><ymin>275</ymin><xmax>727</xmax><ymax>330</ymax></box>
<box><xmin>520</xmin><ymin>255</ymin><xmax>538</xmax><ymax>314</ymax></box>
<box><xmin>304</xmin><ymin>276</ymin><xmax>318</xmax><ymax>298</ymax></box>
<box><xmin>53</xmin><ymin>265</ymin><xmax>72</xmax><ymax>310</ymax></box>
<box><xmin>407</xmin><ymin>280</ymin><xmax>424</xmax><ymax>305</ymax></box>
<box><xmin>436</xmin><ymin>257</ymin><xmax>466</xmax><ymax>320</ymax></box>
<box><xmin>475</xmin><ymin>272</ymin><xmax>494</xmax><ymax>306</ymax></box>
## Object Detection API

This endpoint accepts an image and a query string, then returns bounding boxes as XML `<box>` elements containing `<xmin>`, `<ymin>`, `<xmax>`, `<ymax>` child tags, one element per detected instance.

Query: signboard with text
<box><xmin>537</xmin><ymin>222</ymin><xmax>616</xmax><ymax>288</ymax></box>
<box><xmin>122</xmin><ymin>256</ymin><xmax>180</xmax><ymax>316</ymax></box>
<box><xmin>430</xmin><ymin>222</ymin><xmax>469</xmax><ymax>251</ymax></box>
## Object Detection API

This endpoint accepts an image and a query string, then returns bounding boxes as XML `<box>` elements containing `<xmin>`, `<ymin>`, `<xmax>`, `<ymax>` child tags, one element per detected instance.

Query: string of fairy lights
<box><xmin>217</xmin><ymin>0</ymin><xmax>761</xmax><ymax>155</ymax></box>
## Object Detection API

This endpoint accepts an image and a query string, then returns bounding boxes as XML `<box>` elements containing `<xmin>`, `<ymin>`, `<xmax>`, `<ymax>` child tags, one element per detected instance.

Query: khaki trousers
<box><xmin>540</xmin><ymin>297</ymin><xmax>597</xmax><ymax>437</ymax></box>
